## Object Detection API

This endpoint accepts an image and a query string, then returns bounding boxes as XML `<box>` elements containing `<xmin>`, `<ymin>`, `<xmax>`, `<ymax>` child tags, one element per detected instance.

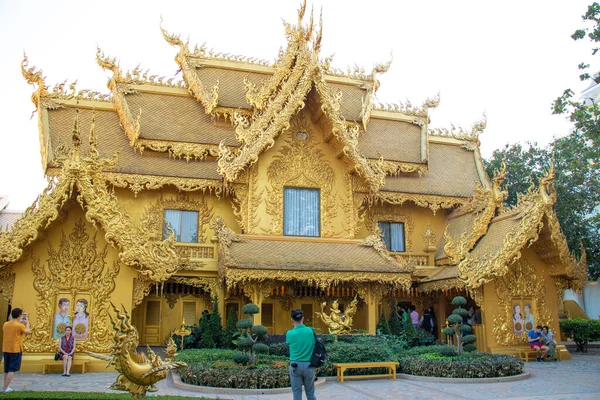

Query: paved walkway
<box><xmin>5</xmin><ymin>354</ymin><xmax>600</xmax><ymax>399</ymax></box>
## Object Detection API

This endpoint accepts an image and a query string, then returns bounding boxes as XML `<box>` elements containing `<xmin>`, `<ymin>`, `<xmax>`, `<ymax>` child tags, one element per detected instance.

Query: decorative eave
<box><xmin>419</xmin><ymin>277</ymin><xmax>464</xmax><ymax>294</ymax></box>
<box><xmin>365</xmin><ymin>191</ymin><xmax>469</xmax><ymax>215</ymax></box>
<box><xmin>224</xmin><ymin>268</ymin><xmax>412</xmax><ymax>291</ymax></box>
<box><xmin>457</xmin><ymin>163</ymin><xmax>587</xmax><ymax>290</ymax></box>
<box><xmin>442</xmin><ymin>160</ymin><xmax>507</xmax><ymax>264</ymax></box>
<box><xmin>0</xmin><ymin>111</ymin><xmax>179</xmax><ymax>283</ymax></box>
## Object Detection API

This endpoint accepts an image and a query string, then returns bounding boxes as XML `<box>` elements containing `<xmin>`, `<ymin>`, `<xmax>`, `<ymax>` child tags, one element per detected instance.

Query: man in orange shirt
<box><xmin>3</xmin><ymin>308</ymin><xmax>31</xmax><ymax>393</ymax></box>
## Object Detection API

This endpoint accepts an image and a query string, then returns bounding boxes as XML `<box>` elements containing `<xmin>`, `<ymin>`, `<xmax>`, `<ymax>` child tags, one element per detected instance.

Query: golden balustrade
<box><xmin>391</xmin><ymin>252</ymin><xmax>429</xmax><ymax>267</ymax></box>
<box><xmin>174</xmin><ymin>242</ymin><xmax>216</xmax><ymax>259</ymax></box>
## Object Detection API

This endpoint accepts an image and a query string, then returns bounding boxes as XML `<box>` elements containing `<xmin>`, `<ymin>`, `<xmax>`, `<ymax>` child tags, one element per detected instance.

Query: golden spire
<box><xmin>72</xmin><ymin>108</ymin><xmax>81</xmax><ymax>161</ymax></box>
<box><xmin>89</xmin><ymin>110</ymin><xmax>99</xmax><ymax>159</ymax></box>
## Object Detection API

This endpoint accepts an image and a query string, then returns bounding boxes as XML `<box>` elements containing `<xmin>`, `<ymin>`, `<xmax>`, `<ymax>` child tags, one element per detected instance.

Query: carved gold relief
<box><xmin>421</xmin><ymin>223</ymin><xmax>437</xmax><ymax>247</ymax></box>
<box><xmin>491</xmin><ymin>257</ymin><xmax>552</xmax><ymax>347</ymax></box>
<box><xmin>141</xmin><ymin>193</ymin><xmax>214</xmax><ymax>243</ymax></box>
<box><xmin>365</xmin><ymin>205</ymin><xmax>414</xmax><ymax>251</ymax></box>
<box><xmin>26</xmin><ymin>219</ymin><xmax>120</xmax><ymax>353</ymax></box>
<box><xmin>419</xmin><ymin>278</ymin><xmax>464</xmax><ymax>294</ymax></box>
<box><xmin>135</xmin><ymin>140</ymin><xmax>222</xmax><ymax>162</ymax></box>
<box><xmin>265</xmin><ymin>114</ymin><xmax>340</xmax><ymax>236</ymax></box>
<box><xmin>0</xmin><ymin>267</ymin><xmax>15</xmax><ymax>302</ymax></box>
<box><xmin>133</xmin><ymin>276</ymin><xmax>154</xmax><ymax>309</ymax></box>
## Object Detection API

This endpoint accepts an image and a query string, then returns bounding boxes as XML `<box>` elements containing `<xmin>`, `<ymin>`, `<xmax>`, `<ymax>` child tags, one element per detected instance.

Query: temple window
<box><xmin>283</xmin><ymin>187</ymin><xmax>320</xmax><ymax>237</ymax></box>
<box><xmin>163</xmin><ymin>209</ymin><xmax>199</xmax><ymax>242</ymax></box>
<box><xmin>377</xmin><ymin>221</ymin><xmax>406</xmax><ymax>252</ymax></box>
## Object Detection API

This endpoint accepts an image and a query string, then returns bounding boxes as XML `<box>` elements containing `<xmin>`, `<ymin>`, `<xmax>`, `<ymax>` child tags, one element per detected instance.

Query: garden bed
<box><xmin>398</xmin><ymin>353</ymin><xmax>524</xmax><ymax>378</ymax></box>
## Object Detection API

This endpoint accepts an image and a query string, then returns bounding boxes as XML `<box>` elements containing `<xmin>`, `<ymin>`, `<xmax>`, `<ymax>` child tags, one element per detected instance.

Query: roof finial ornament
<box><xmin>492</xmin><ymin>156</ymin><xmax>508</xmax><ymax>211</ymax></box>
<box><xmin>313</xmin><ymin>7</ymin><xmax>323</xmax><ymax>55</ymax></box>
<box><xmin>21</xmin><ymin>53</ymin><xmax>49</xmax><ymax>108</ymax></box>
<box><xmin>96</xmin><ymin>46</ymin><xmax>123</xmax><ymax>83</ymax></box>
<box><xmin>297</xmin><ymin>0</ymin><xmax>307</xmax><ymax>27</ymax></box>
<box><xmin>371</xmin><ymin>52</ymin><xmax>393</xmax><ymax>93</ymax></box>
<box><xmin>539</xmin><ymin>158</ymin><xmax>556</xmax><ymax>203</ymax></box>
<box><xmin>160</xmin><ymin>19</ymin><xmax>188</xmax><ymax>56</ymax></box>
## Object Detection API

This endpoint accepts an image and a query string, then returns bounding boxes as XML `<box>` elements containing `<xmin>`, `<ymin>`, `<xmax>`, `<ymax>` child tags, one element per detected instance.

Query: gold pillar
<box><xmin>364</xmin><ymin>284</ymin><xmax>384</xmax><ymax>335</ymax></box>
<box><xmin>436</xmin><ymin>292</ymin><xmax>447</xmax><ymax>339</ymax></box>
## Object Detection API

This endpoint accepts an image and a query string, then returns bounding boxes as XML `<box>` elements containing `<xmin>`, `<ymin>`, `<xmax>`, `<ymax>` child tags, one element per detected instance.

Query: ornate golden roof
<box><xmin>0</xmin><ymin>111</ymin><xmax>179</xmax><ymax>282</ymax></box>
<box><xmin>210</xmin><ymin>216</ymin><xmax>412</xmax><ymax>289</ymax></box>
<box><xmin>457</xmin><ymin>164</ymin><xmax>587</xmax><ymax>290</ymax></box>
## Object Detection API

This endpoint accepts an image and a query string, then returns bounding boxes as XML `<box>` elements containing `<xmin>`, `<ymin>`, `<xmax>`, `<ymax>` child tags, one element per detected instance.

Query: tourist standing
<box><xmin>3</xmin><ymin>308</ymin><xmax>31</xmax><ymax>392</ymax></box>
<box><xmin>286</xmin><ymin>309</ymin><xmax>316</xmax><ymax>400</ymax></box>
<box><xmin>419</xmin><ymin>309</ymin><xmax>433</xmax><ymax>334</ymax></box>
<box><xmin>410</xmin><ymin>305</ymin><xmax>419</xmax><ymax>328</ymax></box>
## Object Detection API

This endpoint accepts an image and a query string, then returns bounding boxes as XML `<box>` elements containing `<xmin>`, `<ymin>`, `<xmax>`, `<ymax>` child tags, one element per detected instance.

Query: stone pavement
<box><xmin>5</xmin><ymin>353</ymin><xmax>600</xmax><ymax>399</ymax></box>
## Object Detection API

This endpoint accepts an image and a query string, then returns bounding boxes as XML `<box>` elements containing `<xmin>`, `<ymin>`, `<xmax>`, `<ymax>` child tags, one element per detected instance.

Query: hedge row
<box><xmin>180</xmin><ymin>363</ymin><xmax>290</xmax><ymax>389</ymax></box>
<box><xmin>398</xmin><ymin>353</ymin><xmax>524</xmax><ymax>378</ymax></box>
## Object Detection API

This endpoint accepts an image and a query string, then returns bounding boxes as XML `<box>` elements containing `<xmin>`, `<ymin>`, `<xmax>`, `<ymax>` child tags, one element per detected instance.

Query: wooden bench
<box><xmin>518</xmin><ymin>347</ymin><xmax>560</xmax><ymax>362</ymax></box>
<box><xmin>333</xmin><ymin>362</ymin><xmax>398</xmax><ymax>383</ymax></box>
<box><xmin>42</xmin><ymin>360</ymin><xmax>89</xmax><ymax>374</ymax></box>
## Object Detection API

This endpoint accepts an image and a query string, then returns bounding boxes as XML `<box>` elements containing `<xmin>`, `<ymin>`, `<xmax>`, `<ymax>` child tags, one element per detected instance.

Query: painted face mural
<box><xmin>53</xmin><ymin>298</ymin><xmax>71</xmax><ymax>339</ymax></box>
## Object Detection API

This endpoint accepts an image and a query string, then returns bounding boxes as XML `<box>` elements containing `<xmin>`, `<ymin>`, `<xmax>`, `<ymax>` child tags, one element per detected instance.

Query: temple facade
<box><xmin>0</xmin><ymin>3</ymin><xmax>587</xmax><ymax>372</ymax></box>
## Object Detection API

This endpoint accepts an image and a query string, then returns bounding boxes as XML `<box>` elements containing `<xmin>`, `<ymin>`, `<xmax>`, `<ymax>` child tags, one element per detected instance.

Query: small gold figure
<box><xmin>174</xmin><ymin>319</ymin><xmax>192</xmax><ymax>350</ymax></box>
<box><xmin>316</xmin><ymin>295</ymin><xmax>359</xmax><ymax>334</ymax></box>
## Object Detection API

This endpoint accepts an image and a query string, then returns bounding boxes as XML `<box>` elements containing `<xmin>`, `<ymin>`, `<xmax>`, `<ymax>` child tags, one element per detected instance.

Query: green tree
<box><xmin>377</xmin><ymin>311</ymin><xmax>390</xmax><ymax>335</ymax></box>
<box><xmin>198</xmin><ymin>314</ymin><xmax>213</xmax><ymax>348</ymax></box>
<box><xmin>550</xmin><ymin>1</ymin><xmax>600</xmax><ymax>279</ymax></box>
<box><xmin>486</xmin><ymin>138</ymin><xmax>600</xmax><ymax>280</ymax></box>
<box><xmin>442</xmin><ymin>296</ymin><xmax>476</xmax><ymax>356</ymax></box>
<box><xmin>206</xmin><ymin>295</ymin><xmax>223</xmax><ymax>348</ymax></box>
<box><xmin>222</xmin><ymin>305</ymin><xmax>238</xmax><ymax>348</ymax></box>
<box><xmin>388</xmin><ymin>303</ymin><xmax>402</xmax><ymax>336</ymax></box>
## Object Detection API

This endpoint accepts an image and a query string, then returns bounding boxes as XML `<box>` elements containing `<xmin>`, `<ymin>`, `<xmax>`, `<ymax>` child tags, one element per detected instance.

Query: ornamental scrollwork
<box><xmin>365</xmin><ymin>205</ymin><xmax>414</xmax><ymax>252</ymax></box>
<box><xmin>366</xmin><ymin>192</ymin><xmax>467</xmax><ymax>215</ymax></box>
<box><xmin>491</xmin><ymin>257</ymin><xmax>552</xmax><ymax>347</ymax></box>
<box><xmin>265</xmin><ymin>114</ymin><xmax>339</xmax><ymax>236</ymax></box>
<box><xmin>105</xmin><ymin>173</ymin><xmax>227</xmax><ymax>198</ymax></box>
<box><xmin>0</xmin><ymin>267</ymin><xmax>15</xmax><ymax>302</ymax></box>
<box><xmin>140</xmin><ymin>193</ymin><xmax>214</xmax><ymax>244</ymax></box>
<box><xmin>26</xmin><ymin>219</ymin><xmax>120</xmax><ymax>353</ymax></box>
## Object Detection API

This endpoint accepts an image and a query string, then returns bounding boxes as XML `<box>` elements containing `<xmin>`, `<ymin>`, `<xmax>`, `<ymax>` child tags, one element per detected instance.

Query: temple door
<box><xmin>143</xmin><ymin>299</ymin><xmax>161</xmax><ymax>346</ymax></box>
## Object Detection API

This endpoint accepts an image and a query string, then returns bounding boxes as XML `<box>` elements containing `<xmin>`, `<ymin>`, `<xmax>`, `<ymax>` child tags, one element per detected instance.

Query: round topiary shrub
<box><xmin>463</xmin><ymin>344</ymin><xmax>477</xmax><ymax>352</ymax></box>
<box><xmin>253</xmin><ymin>343</ymin><xmax>269</xmax><ymax>354</ymax></box>
<box><xmin>447</xmin><ymin>314</ymin><xmax>462</xmax><ymax>325</ymax></box>
<box><xmin>251</xmin><ymin>325</ymin><xmax>269</xmax><ymax>337</ymax></box>
<box><xmin>439</xmin><ymin>346</ymin><xmax>457</xmax><ymax>357</ymax></box>
<box><xmin>242</xmin><ymin>303</ymin><xmax>260</xmax><ymax>315</ymax></box>
<box><xmin>237</xmin><ymin>336</ymin><xmax>254</xmax><ymax>349</ymax></box>
<box><xmin>236</xmin><ymin>319</ymin><xmax>253</xmax><ymax>330</ymax></box>
<box><xmin>233</xmin><ymin>352</ymin><xmax>250</xmax><ymax>365</ymax></box>
<box><xmin>451</xmin><ymin>296</ymin><xmax>467</xmax><ymax>307</ymax></box>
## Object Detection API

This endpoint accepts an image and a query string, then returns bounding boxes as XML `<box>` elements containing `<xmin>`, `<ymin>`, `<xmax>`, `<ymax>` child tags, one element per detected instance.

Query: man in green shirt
<box><xmin>286</xmin><ymin>309</ymin><xmax>316</xmax><ymax>400</ymax></box>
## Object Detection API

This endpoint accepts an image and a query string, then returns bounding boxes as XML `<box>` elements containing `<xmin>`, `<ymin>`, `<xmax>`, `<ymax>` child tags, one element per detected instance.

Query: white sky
<box><xmin>0</xmin><ymin>0</ymin><xmax>594</xmax><ymax>210</ymax></box>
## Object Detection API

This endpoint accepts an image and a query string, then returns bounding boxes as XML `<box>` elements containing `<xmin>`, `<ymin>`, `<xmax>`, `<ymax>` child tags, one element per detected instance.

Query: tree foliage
<box><xmin>377</xmin><ymin>311</ymin><xmax>391</xmax><ymax>335</ymax></box>
<box><xmin>486</xmin><ymin>2</ymin><xmax>600</xmax><ymax>280</ymax></box>
<box><xmin>444</xmin><ymin>296</ymin><xmax>476</xmax><ymax>356</ymax></box>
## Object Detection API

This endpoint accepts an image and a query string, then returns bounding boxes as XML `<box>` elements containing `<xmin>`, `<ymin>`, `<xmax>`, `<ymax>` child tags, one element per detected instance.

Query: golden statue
<box><xmin>316</xmin><ymin>295</ymin><xmax>359</xmax><ymax>334</ymax></box>
<box><xmin>88</xmin><ymin>302</ymin><xmax>186</xmax><ymax>399</ymax></box>
<box><xmin>164</xmin><ymin>337</ymin><xmax>179</xmax><ymax>360</ymax></box>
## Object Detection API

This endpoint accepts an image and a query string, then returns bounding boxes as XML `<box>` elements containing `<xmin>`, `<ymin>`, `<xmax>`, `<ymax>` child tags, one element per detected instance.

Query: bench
<box><xmin>518</xmin><ymin>347</ymin><xmax>560</xmax><ymax>362</ymax></box>
<box><xmin>333</xmin><ymin>362</ymin><xmax>398</xmax><ymax>383</ymax></box>
<box><xmin>42</xmin><ymin>360</ymin><xmax>89</xmax><ymax>374</ymax></box>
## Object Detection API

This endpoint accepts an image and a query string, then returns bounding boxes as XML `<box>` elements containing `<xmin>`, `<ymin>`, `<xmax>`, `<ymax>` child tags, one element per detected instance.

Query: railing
<box><xmin>174</xmin><ymin>242</ymin><xmax>217</xmax><ymax>263</ymax></box>
<box><xmin>391</xmin><ymin>252</ymin><xmax>430</xmax><ymax>267</ymax></box>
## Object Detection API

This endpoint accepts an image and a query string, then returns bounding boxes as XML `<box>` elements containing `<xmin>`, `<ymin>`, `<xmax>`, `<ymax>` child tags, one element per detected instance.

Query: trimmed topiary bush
<box><xmin>180</xmin><ymin>363</ymin><xmax>291</xmax><ymax>389</ymax></box>
<box><xmin>268</xmin><ymin>342</ymin><xmax>290</xmax><ymax>357</ymax></box>
<box><xmin>234</xmin><ymin>303</ymin><xmax>269</xmax><ymax>364</ymax></box>
<box><xmin>253</xmin><ymin>343</ymin><xmax>270</xmax><ymax>354</ymax></box>
<box><xmin>445</xmin><ymin>296</ymin><xmax>476</xmax><ymax>355</ymax></box>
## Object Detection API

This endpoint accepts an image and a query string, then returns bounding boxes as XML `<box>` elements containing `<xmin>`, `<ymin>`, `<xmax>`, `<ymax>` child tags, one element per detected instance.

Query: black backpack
<box><xmin>309</xmin><ymin>329</ymin><xmax>328</xmax><ymax>368</ymax></box>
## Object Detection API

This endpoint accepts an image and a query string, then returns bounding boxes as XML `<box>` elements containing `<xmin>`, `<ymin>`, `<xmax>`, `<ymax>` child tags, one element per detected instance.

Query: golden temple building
<box><xmin>0</xmin><ymin>3</ymin><xmax>587</xmax><ymax>372</ymax></box>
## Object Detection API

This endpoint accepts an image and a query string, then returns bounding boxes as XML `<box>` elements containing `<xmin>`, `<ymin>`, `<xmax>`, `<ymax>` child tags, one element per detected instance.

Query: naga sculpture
<box><xmin>316</xmin><ymin>296</ymin><xmax>359</xmax><ymax>334</ymax></box>
<box><xmin>88</xmin><ymin>302</ymin><xmax>186</xmax><ymax>399</ymax></box>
